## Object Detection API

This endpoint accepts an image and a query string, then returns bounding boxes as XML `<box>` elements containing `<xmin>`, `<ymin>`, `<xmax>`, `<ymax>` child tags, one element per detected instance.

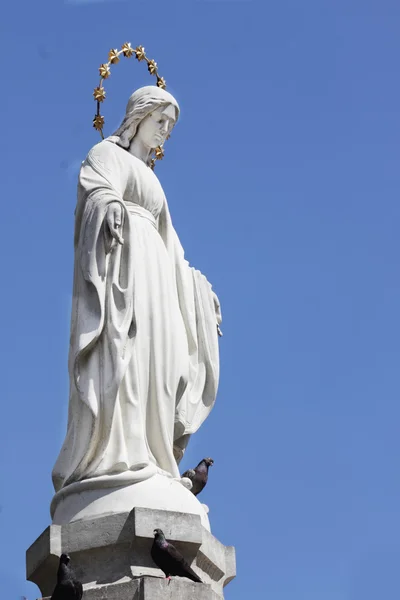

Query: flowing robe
<box><xmin>52</xmin><ymin>140</ymin><xmax>220</xmax><ymax>501</ymax></box>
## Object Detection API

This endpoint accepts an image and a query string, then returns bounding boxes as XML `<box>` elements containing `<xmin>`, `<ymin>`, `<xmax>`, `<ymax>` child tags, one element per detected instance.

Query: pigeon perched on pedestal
<box><xmin>151</xmin><ymin>528</ymin><xmax>202</xmax><ymax>583</ymax></box>
<box><xmin>50</xmin><ymin>553</ymin><xmax>83</xmax><ymax>600</ymax></box>
<box><xmin>182</xmin><ymin>457</ymin><xmax>214</xmax><ymax>496</ymax></box>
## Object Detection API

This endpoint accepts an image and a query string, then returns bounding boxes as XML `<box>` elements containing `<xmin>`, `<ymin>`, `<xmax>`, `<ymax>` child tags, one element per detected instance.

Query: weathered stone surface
<box><xmin>40</xmin><ymin>577</ymin><xmax>222</xmax><ymax>599</ymax></box>
<box><xmin>27</xmin><ymin>508</ymin><xmax>236</xmax><ymax>599</ymax></box>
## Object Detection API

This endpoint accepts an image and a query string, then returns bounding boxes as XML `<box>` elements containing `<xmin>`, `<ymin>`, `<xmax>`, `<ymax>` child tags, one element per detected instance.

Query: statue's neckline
<box><xmin>127</xmin><ymin>151</ymin><xmax>152</xmax><ymax>170</ymax></box>
<box><xmin>111</xmin><ymin>139</ymin><xmax>153</xmax><ymax>170</ymax></box>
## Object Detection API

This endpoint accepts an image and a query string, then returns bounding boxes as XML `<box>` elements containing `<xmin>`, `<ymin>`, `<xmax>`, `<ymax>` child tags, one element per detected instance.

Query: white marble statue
<box><xmin>51</xmin><ymin>86</ymin><xmax>221</xmax><ymax>527</ymax></box>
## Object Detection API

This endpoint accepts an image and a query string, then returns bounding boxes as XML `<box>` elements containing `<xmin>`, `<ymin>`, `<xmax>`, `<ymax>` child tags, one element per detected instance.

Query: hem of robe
<box><xmin>50</xmin><ymin>462</ymin><xmax>174</xmax><ymax>518</ymax></box>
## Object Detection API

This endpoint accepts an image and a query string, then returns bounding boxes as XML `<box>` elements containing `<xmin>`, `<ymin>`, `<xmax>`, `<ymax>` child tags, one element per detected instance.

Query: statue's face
<box><xmin>137</xmin><ymin>104</ymin><xmax>176</xmax><ymax>149</ymax></box>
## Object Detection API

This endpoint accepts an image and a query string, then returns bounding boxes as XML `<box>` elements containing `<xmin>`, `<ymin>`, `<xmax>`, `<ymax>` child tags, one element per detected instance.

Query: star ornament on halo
<box><xmin>93</xmin><ymin>86</ymin><xmax>106</xmax><ymax>102</ymax></box>
<box><xmin>134</xmin><ymin>45</ymin><xmax>146</xmax><ymax>61</ymax></box>
<box><xmin>147</xmin><ymin>59</ymin><xmax>158</xmax><ymax>75</ymax></box>
<box><xmin>157</xmin><ymin>76</ymin><xmax>167</xmax><ymax>90</ymax></box>
<box><xmin>99</xmin><ymin>63</ymin><xmax>111</xmax><ymax>79</ymax></box>
<box><xmin>122</xmin><ymin>42</ymin><xmax>134</xmax><ymax>58</ymax></box>
<box><xmin>93</xmin><ymin>114</ymin><xmax>105</xmax><ymax>131</ymax></box>
<box><xmin>154</xmin><ymin>146</ymin><xmax>165</xmax><ymax>161</ymax></box>
<box><xmin>108</xmin><ymin>48</ymin><xmax>120</xmax><ymax>64</ymax></box>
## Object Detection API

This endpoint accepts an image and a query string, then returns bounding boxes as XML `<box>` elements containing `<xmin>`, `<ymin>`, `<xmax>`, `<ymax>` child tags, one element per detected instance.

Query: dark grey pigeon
<box><xmin>151</xmin><ymin>528</ymin><xmax>202</xmax><ymax>583</ymax></box>
<box><xmin>182</xmin><ymin>457</ymin><xmax>214</xmax><ymax>496</ymax></box>
<box><xmin>50</xmin><ymin>553</ymin><xmax>83</xmax><ymax>600</ymax></box>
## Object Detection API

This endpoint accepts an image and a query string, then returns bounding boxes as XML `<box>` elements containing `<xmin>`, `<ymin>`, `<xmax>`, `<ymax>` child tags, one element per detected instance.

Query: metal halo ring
<box><xmin>92</xmin><ymin>43</ymin><xmax>166</xmax><ymax>143</ymax></box>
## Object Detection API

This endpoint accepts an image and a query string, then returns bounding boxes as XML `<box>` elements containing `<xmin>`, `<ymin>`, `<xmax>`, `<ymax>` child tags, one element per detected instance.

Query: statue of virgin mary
<box><xmin>50</xmin><ymin>86</ymin><xmax>221</xmax><ymax>527</ymax></box>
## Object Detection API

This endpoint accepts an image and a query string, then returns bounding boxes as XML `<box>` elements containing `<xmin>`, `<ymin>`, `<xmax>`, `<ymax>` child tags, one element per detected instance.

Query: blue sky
<box><xmin>1</xmin><ymin>0</ymin><xmax>400</xmax><ymax>598</ymax></box>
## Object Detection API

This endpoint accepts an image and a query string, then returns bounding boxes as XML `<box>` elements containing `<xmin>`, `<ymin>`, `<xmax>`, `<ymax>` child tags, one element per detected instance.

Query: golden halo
<box><xmin>92</xmin><ymin>43</ymin><xmax>167</xmax><ymax>168</ymax></box>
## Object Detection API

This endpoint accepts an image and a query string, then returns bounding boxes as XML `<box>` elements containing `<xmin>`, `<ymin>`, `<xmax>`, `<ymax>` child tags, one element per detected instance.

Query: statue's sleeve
<box><xmin>74</xmin><ymin>141</ymin><xmax>127</xmax><ymax>243</ymax></box>
<box><xmin>70</xmin><ymin>142</ymin><xmax>133</xmax><ymax>416</ymax></box>
<box><xmin>83</xmin><ymin>142</ymin><xmax>125</xmax><ymax>194</ymax></box>
<box><xmin>158</xmin><ymin>199</ymin><xmax>220</xmax><ymax>442</ymax></box>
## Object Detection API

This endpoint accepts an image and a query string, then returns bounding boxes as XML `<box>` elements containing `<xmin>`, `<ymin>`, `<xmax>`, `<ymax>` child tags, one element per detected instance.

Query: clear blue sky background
<box><xmin>1</xmin><ymin>0</ymin><xmax>399</xmax><ymax>598</ymax></box>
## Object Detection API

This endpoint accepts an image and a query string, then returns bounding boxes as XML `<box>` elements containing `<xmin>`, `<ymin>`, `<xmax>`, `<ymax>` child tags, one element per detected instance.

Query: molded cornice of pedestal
<box><xmin>27</xmin><ymin>508</ymin><xmax>236</xmax><ymax>599</ymax></box>
<box><xmin>40</xmin><ymin>577</ymin><xmax>223</xmax><ymax>600</ymax></box>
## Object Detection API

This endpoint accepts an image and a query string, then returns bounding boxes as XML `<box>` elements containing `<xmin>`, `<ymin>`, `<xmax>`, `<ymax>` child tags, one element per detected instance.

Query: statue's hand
<box><xmin>212</xmin><ymin>291</ymin><xmax>222</xmax><ymax>324</ymax></box>
<box><xmin>106</xmin><ymin>202</ymin><xmax>124</xmax><ymax>247</ymax></box>
<box><xmin>212</xmin><ymin>291</ymin><xmax>223</xmax><ymax>337</ymax></box>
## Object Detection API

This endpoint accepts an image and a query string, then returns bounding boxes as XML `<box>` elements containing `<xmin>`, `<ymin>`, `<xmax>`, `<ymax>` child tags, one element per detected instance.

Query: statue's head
<box><xmin>111</xmin><ymin>85</ymin><xmax>179</xmax><ymax>155</ymax></box>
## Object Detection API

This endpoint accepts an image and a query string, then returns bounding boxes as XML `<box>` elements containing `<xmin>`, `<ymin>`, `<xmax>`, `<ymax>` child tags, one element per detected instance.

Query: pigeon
<box><xmin>50</xmin><ymin>553</ymin><xmax>83</xmax><ymax>600</ymax></box>
<box><xmin>151</xmin><ymin>528</ymin><xmax>202</xmax><ymax>583</ymax></box>
<box><xmin>182</xmin><ymin>457</ymin><xmax>214</xmax><ymax>496</ymax></box>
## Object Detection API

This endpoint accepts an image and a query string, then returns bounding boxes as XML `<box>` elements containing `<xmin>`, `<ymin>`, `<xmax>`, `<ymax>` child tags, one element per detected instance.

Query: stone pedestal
<box><xmin>26</xmin><ymin>508</ymin><xmax>236</xmax><ymax>599</ymax></box>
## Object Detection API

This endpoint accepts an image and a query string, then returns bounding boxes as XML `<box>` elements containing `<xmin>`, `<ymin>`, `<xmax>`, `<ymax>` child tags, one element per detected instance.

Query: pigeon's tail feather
<box><xmin>185</xmin><ymin>567</ymin><xmax>202</xmax><ymax>583</ymax></box>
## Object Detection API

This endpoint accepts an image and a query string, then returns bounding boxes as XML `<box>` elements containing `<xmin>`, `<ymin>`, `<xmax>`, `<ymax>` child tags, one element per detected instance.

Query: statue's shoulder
<box><xmin>86</xmin><ymin>140</ymin><xmax>118</xmax><ymax>163</ymax></box>
<box><xmin>85</xmin><ymin>140</ymin><xmax>124</xmax><ymax>176</ymax></box>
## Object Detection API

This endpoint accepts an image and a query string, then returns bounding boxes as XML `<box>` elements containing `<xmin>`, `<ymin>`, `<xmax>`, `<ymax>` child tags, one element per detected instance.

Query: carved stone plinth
<box><xmin>36</xmin><ymin>578</ymin><xmax>223</xmax><ymax>600</ymax></box>
<box><xmin>26</xmin><ymin>508</ymin><xmax>236</xmax><ymax>599</ymax></box>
